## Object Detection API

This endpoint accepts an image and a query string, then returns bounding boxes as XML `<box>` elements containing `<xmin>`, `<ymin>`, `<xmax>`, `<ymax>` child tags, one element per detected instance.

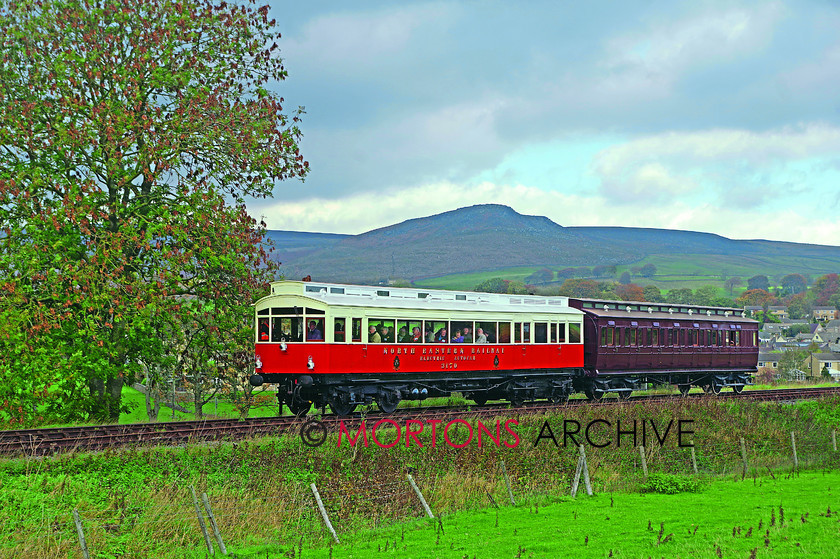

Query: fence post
<box><xmin>639</xmin><ymin>445</ymin><xmax>648</xmax><ymax>477</ymax></box>
<box><xmin>190</xmin><ymin>486</ymin><xmax>214</xmax><ymax>556</ymax></box>
<box><xmin>833</xmin><ymin>430</ymin><xmax>837</xmax><ymax>453</ymax></box>
<box><xmin>407</xmin><ymin>474</ymin><xmax>434</xmax><ymax>519</ymax></box>
<box><xmin>579</xmin><ymin>444</ymin><xmax>593</xmax><ymax>496</ymax></box>
<box><xmin>201</xmin><ymin>492</ymin><xmax>227</xmax><ymax>556</ymax></box>
<box><xmin>791</xmin><ymin>432</ymin><xmax>799</xmax><ymax>470</ymax></box>
<box><xmin>72</xmin><ymin>509</ymin><xmax>90</xmax><ymax>559</ymax></box>
<box><xmin>690</xmin><ymin>446</ymin><xmax>698</xmax><ymax>475</ymax></box>
<box><xmin>500</xmin><ymin>461</ymin><xmax>516</xmax><ymax>505</ymax></box>
<box><xmin>570</xmin><ymin>451</ymin><xmax>583</xmax><ymax>497</ymax></box>
<box><xmin>740</xmin><ymin>437</ymin><xmax>748</xmax><ymax>478</ymax></box>
<box><xmin>310</xmin><ymin>483</ymin><xmax>341</xmax><ymax>544</ymax></box>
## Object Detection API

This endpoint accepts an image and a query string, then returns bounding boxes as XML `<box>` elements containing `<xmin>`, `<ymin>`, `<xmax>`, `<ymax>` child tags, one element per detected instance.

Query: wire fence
<box><xmin>11</xmin><ymin>426</ymin><xmax>840</xmax><ymax>558</ymax></box>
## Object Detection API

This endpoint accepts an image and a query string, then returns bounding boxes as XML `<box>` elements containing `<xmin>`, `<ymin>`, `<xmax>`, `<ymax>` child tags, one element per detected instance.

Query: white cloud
<box><xmin>593</xmin><ymin>123</ymin><xmax>840</xmax><ymax>202</ymax></box>
<box><xmin>284</xmin><ymin>3</ymin><xmax>459</xmax><ymax>77</ymax></box>
<box><xmin>254</xmin><ymin>179</ymin><xmax>839</xmax><ymax>245</ymax></box>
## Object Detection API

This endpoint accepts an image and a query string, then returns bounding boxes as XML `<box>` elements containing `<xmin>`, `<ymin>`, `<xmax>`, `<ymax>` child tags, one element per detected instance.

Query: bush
<box><xmin>640</xmin><ymin>473</ymin><xmax>701</xmax><ymax>495</ymax></box>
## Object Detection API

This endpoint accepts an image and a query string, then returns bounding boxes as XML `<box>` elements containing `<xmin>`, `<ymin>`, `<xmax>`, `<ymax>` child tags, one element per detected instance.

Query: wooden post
<box><xmin>579</xmin><ymin>444</ymin><xmax>593</xmax><ymax>496</ymax></box>
<box><xmin>201</xmin><ymin>492</ymin><xmax>227</xmax><ymax>556</ymax></box>
<box><xmin>500</xmin><ymin>461</ymin><xmax>516</xmax><ymax>505</ymax></box>
<box><xmin>833</xmin><ymin>430</ymin><xmax>837</xmax><ymax>453</ymax></box>
<box><xmin>791</xmin><ymin>432</ymin><xmax>799</xmax><ymax>470</ymax></box>
<box><xmin>570</xmin><ymin>452</ymin><xmax>584</xmax><ymax>498</ymax></box>
<box><xmin>310</xmin><ymin>483</ymin><xmax>341</xmax><ymax>544</ymax></box>
<box><xmin>407</xmin><ymin>474</ymin><xmax>434</xmax><ymax>519</ymax></box>
<box><xmin>639</xmin><ymin>445</ymin><xmax>648</xmax><ymax>477</ymax></box>
<box><xmin>190</xmin><ymin>486</ymin><xmax>214</xmax><ymax>556</ymax></box>
<box><xmin>740</xmin><ymin>437</ymin><xmax>748</xmax><ymax>478</ymax></box>
<box><xmin>72</xmin><ymin>509</ymin><xmax>90</xmax><ymax>559</ymax></box>
<box><xmin>690</xmin><ymin>446</ymin><xmax>698</xmax><ymax>475</ymax></box>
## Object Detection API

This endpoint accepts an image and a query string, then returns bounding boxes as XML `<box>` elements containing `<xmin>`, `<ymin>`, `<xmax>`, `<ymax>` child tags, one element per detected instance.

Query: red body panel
<box><xmin>257</xmin><ymin>342</ymin><xmax>584</xmax><ymax>376</ymax></box>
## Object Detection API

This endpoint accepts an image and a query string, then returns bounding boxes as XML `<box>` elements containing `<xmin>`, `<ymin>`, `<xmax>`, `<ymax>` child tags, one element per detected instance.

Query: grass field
<box><xmin>413</xmin><ymin>252</ymin><xmax>827</xmax><ymax>294</ymax></box>
<box><xmin>288</xmin><ymin>471</ymin><xmax>840</xmax><ymax>559</ymax></box>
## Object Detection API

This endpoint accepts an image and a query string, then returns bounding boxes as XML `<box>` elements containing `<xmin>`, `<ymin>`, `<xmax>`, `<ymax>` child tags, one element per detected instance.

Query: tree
<box><xmin>558</xmin><ymin>279</ymin><xmax>603</xmax><ymax>298</ymax></box>
<box><xmin>723</xmin><ymin>276</ymin><xmax>743</xmax><ymax>296</ymax></box>
<box><xmin>780</xmin><ymin>274</ymin><xmax>808</xmax><ymax>296</ymax></box>
<box><xmin>735</xmin><ymin>289</ymin><xmax>776</xmax><ymax>308</ymax></box>
<box><xmin>640</xmin><ymin>285</ymin><xmax>662</xmax><ymax>302</ymax></box>
<box><xmin>665</xmin><ymin>288</ymin><xmax>693</xmax><ymax>304</ymax></box>
<box><xmin>524</xmin><ymin>268</ymin><xmax>554</xmax><ymax>285</ymax></box>
<box><xmin>0</xmin><ymin>0</ymin><xmax>307</xmax><ymax>423</ymax></box>
<box><xmin>747</xmin><ymin>275</ymin><xmax>770</xmax><ymax>292</ymax></box>
<box><xmin>693</xmin><ymin>285</ymin><xmax>719</xmax><ymax>306</ymax></box>
<box><xmin>640</xmin><ymin>263</ymin><xmax>657</xmax><ymax>278</ymax></box>
<box><xmin>618</xmin><ymin>271</ymin><xmax>632</xmax><ymax>285</ymax></box>
<box><xmin>813</xmin><ymin>273</ymin><xmax>839</xmax><ymax>305</ymax></box>
<box><xmin>777</xmin><ymin>349</ymin><xmax>808</xmax><ymax>380</ymax></box>
<box><xmin>616</xmin><ymin>283</ymin><xmax>645</xmax><ymax>301</ymax></box>
<box><xmin>592</xmin><ymin>265</ymin><xmax>616</xmax><ymax>278</ymax></box>
<box><xmin>474</xmin><ymin>278</ymin><xmax>509</xmax><ymax>293</ymax></box>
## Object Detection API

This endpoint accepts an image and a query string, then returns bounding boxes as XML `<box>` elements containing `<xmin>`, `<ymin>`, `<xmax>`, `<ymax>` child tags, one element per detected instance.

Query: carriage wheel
<box><xmin>286</xmin><ymin>396</ymin><xmax>312</xmax><ymax>416</ymax></box>
<box><xmin>702</xmin><ymin>383</ymin><xmax>721</xmax><ymax>395</ymax></box>
<box><xmin>732</xmin><ymin>384</ymin><xmax>744</xmax><ymax>395</ymax></box>
<box><xmin>678</xmin><ymin>384</ymin><xmax>691</xmax><ymax>396</ymax></box>
<box><xmin>509</xmin><ymin>394</ymin><xmax>525</xmax><ymax>408</ymax></box>
<box><xmin>549</xmin><ymin>391</ymin><xmax>570</xmax><ymax>405</ymax></box>
<box><xmin>377</xmin><ymin>391</ymin><xmax>401</xmax><ymax>414</ymax></box>
<box><xmin>584</xmin><ymin>388</ymin><xmax>604</xmax><ymax>401</ymax></box>
<box><xmin>328</xmin><ymin>396</ymin><xmax>357</xmax><ymax>416</ymax></box>
<box><xmin>618</xmin><ymin>390</ymin><xmax>632</xmax><ymax>400</ymax></box>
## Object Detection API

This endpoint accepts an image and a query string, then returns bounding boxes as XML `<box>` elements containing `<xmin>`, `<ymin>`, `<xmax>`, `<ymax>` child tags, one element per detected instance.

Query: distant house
<box><xmin>813</xmin><ymin>307</ymin><xmax>840</xmax><ymax>321</ymax></box>
<box><xmin>806</xmin><ymin>352</ymin><xmax>840</xmax><ymax>380</ymax></box>
<box><xmin>769</xmin><ymin>306</ymin><xmax>789</xmax><ymax>320</ymax></box>
<box><xmin>757</xmin><ymin>351</ymin><xmax>780</xmax><ymax>371</ymax></box>
<box><xmin>795</xmin><ymin>332</ymin><xmax>824</xmax><ymax>344</ymax></box>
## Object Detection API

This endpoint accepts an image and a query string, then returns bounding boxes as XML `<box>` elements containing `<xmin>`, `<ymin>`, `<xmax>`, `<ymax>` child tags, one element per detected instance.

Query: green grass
<box><xmin>282</xmin><ymin>471</ymin><xmax>840</xmax><ymax>559</ymax></box>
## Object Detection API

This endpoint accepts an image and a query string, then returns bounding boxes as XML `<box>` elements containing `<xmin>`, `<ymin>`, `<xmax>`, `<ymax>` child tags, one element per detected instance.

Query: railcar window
<box><xmin>257</xmin><ymin>309</ymin><xmax>269</xmax><ymax>316</ymax></box>
<box><xmin>515</xmin><ymin>323</ymin><xmax>523</xmax><ymax>343</ymax></box>
<box><xmin>450</xmin><ymin>321</ymin><xmax>474</xmax><ymax>343</ymax></box>
<box><xmin>569</xmin><ymin>323</ymin><xmax>581</xmax><ymax>343</ymax></box>
<box><xmin>305</xmin><ymin>318</ymin><xmax>325</xmax><ymax>342</ymax></box>
<box><xmin>272</xmin><ymin>307</ymin><xmax>299</xmax><ymax>315</ymax></box>
<box><xmin>498</xmin><ymin>322</ymin><xmax>512</xmax><ymax>343</ymax></box>
<box><xmin>369</xmin><ymin>319</ymin><xmax>396</xmax><ymax>342</ymax></box>
<box><xmin>334</xmin><ymin>319</ymin><xmax>346</xmax><ymax>343</ymax></box>
<box><xmin>352</xmin><ymin>318</ymin><xmax>362</xmax><ymax>343</ymax></box>
<box><xmin>627</xmin><ymin>328</ymin><xmax>637</xmax><ymax>346</ymax></box>
<box><xmin>427</xmin><ymin>321</ymin><xmax>448</xmax><ymax>343</ymax></box>
<box><xmin>397</xmin><ymin>320</ymin><xmax>423</xmax><ymax>343</ymax></box>
<box><xmin>558</xmin><ymin>323</ymin><xmax>566</xmax><ymax>343</ymax></box>
<box><xmin>306</xmin><ymin>308</ymin><xmax>325</xmax><ymax>315</ymax></box>
<box><xmin>550</xmin><ymin>323</ymin><xmax>557</xmax><ymax>343</ymax></box>
<box><xmin>615</xmin><ymin>328</ymin><xmax>623</xmax><ymax>346</ymax></box>
<box><xmin>535</xmin><ymin>322</ymin><xmax>548</xmax><ymax>343</ymax></box>
<box><xmin>257</xmin><ymin>317</ymin><xmax>269</xmax><ymax>342</ymax></box>
<box><xmin>273</xmin><ymin>317</ymin><xmax>300</xmax><ymax>342</ymax></box>
<box><xmin>476</xmin><ymin>322</ymin><xmax>496</xmax><ymax>343</ymax></box>
<box><xmin>651</xmin><ymin>328</ymin><xmax>658</xmax><ymax>346</ymax></box>
<box><xmin>523</xmin><ymin>323</ymin><xmax>531</xmax><ymax>343</ymax></box>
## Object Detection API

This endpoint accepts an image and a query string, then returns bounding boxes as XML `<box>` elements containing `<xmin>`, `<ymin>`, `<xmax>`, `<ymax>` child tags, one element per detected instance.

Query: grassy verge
<box><xmin>3</xmin><ymin>397</ymin><xmax>840</xmax><ymax>557</ymax></box>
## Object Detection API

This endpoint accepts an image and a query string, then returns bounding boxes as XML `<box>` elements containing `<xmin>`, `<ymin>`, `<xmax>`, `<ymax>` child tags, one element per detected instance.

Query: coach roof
<box><xmin>259</xmin><ymin>281</ymin><xmax>584</xmax><ymax>316</ymax></box>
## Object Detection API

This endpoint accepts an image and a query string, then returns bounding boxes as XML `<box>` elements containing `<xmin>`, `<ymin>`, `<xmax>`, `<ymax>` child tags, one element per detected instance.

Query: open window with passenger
<box><xmin>569</xmin><ymin>323</ymin><xmax>581</xmax><ymax>343</ymax></box>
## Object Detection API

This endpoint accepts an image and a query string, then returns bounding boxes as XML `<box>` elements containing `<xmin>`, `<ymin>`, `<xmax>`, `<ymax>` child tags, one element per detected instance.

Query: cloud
<box><xmin>593</xmin><ymin>123</ymin><xmax>840</xmax><ymax>204</ymax></box>
<box><xmin>283</xmin><ymin>3</ymin><xmax>459</xmax><ymax>79</ymax></box>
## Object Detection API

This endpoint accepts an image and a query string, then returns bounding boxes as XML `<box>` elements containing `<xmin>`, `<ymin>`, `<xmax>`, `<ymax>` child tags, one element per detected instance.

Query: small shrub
<box><xmin>640</xmin><ymin>473</ymin><xmax>701</xmax><ymax>495</ymax></box>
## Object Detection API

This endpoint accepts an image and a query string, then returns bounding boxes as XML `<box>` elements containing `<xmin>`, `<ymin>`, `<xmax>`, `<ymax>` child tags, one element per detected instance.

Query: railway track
<box><xmin>2</xmin><ymin>386</ymin><xmax>839</xmax><ymax>457</ymax></box>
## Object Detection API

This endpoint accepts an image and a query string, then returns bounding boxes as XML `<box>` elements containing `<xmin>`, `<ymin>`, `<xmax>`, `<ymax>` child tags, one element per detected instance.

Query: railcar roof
<box><xmin>571</xmin><ymin>297</ymin><xmax>757</xmax><ymax>324</ymax></box>
<box><xmin>260</xmin><ymin>281</ymin><xmax>584</xmax><ymax>316</ymax></box>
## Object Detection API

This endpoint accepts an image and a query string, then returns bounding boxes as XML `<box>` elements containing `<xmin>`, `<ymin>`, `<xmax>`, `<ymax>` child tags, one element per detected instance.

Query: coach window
<box><xmin>627</xmin><ymin>328</ymin><xmax>637</xmax><ymax>346</ymax></box>
<box><xmin>569</xmin><ymin>323</ymin><xmax>581</xmax><ymax>343</ymax></box>
<box><xmin>523</xmin><ymin>323</ymin><xmax>531</xmax><ymax>343</ymax></box>
<box><xmin>651</xmin><ymin>328</ymin><xmax>658</xmax><ymax>346</ymax></box>
<box><xmin>427</xmin><ymin>321</ymin><xmax>448</xmax><ymax>343</ymax></box>
<box><xmin>535</xmin><ymin>322</ymin><xmax>548</xmax><ymax>343</ymax></box>
<box><xmin>257</xmin><ymin>317</ymin><xmax>269</xmax><ymax>342</ymax></box>
<box><xmin>333</xmin><ymin>319</ymin><xmax>346</xmax><ymax>343</ymax></box>
<box><xmin>451</xmin><ymin>320</ymin><xmax>474</xmax><ymax>343</ymax></box>
<box><xmin>476</xmin><ymin>322</ymin><xmax>496</xmax><ymax>343</ymax></box>
<box><xmin>498</xmin><ymin>322</ymin><xmax>512</xmax><ymax>343</ymax></box>
<box><xmin>305</xmin><ymin>318</ymin><xmax>325</xmax><ymax>342</ymax></box>
<box><xmin>352</xmin><ymin>318</ymin><xmax>362</xmax><ymax>343</ymax></box>
<box><xmin>514</xmin><ymin>323</ymin><xmax>523</xmax><ymax>343</ymax></box>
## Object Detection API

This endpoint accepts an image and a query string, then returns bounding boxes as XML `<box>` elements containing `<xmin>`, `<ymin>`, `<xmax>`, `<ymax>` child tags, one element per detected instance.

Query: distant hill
<box><xmin>270</xmin><ymin>204</ymin><xmax>840</xmax><ymax>284</ymax></box>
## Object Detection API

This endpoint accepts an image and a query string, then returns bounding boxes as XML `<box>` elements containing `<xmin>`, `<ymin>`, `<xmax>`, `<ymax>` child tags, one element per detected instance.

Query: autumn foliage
<box><xmin>0</xmin><ymin>0</ymin><xmax>307</xmax><ymax>424</ymax></box>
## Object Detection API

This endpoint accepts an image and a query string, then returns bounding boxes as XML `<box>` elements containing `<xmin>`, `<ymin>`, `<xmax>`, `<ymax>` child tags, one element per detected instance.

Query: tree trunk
<box><xmin>88</xmin><ymin>375</ymin><xmax>124</xmax><ymax>422</ymax></box>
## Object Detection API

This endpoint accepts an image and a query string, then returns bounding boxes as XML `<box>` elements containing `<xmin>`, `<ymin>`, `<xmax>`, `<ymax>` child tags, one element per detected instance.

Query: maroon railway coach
<box><xmin>568</xmin><ymin>298</ymin><xmax>759</xmax><ymax>399</ymax></box>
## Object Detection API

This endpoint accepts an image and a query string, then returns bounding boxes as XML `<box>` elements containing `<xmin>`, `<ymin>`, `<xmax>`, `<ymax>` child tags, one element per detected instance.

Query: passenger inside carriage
<box><xmin>451</xmin><ymin>330</ymin><xmax>464</xmax><ymax>343</ymax></box>
<box><xmin>381</xmin><ymin>326</ymin><xmax>394</xmax><ymax>343</ymax></box>
<box><xmin>462</xmin><ymin>327</ymin><xmax>473</xmax><ymax>343</ymax></box>
<box><xmin>435</xmin><ymin>328</ymin><xmax>448</xmax><ymax>343</ymax></box>
<box><xmin>411</xmin><ymin>326</ymin><xmax>423</xmax><ymax>343</ymax></box>
<box><xmin>306</xmin><ymin>320</ymin><xmax>323</xmax><ymax>341</ymax></box>
<box><xmin>475</xmin><ymin>328</ymin><xmax>487</xmax><ymax>343</ymax></box>
<box><xmin>398</xmin><ymin>326</ymin><xmax>410</xmax><ymax>343</ymax></box>
<box><xmin>368</xmin><ymin>325</ymin><xmax>382</xmax><ymax>343</ymax></box>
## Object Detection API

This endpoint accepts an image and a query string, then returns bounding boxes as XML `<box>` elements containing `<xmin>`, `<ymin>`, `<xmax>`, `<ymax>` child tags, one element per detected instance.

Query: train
<box><xmin>249</xmin><ymin>281</ymin><xmax>759</xmax><ymax>415</ymax></box>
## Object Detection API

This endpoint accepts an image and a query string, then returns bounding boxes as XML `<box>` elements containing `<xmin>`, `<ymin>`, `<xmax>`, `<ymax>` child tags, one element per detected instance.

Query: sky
<box><xmin>251</xmin><ymin>0</ymin><xmax>840</xmax><ymax>244</ymax></box>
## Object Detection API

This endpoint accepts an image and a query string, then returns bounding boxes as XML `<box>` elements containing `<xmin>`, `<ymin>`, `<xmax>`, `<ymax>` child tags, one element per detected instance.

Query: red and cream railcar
<box><xmin>251</xmin><ymin>281</ymin><xmax>585</xmax><ymax>414</ymax></box>
<box><xmin>569</xmin><ymin>298</ymin><xmax>758</xmax><ymax>398</ymax></box>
